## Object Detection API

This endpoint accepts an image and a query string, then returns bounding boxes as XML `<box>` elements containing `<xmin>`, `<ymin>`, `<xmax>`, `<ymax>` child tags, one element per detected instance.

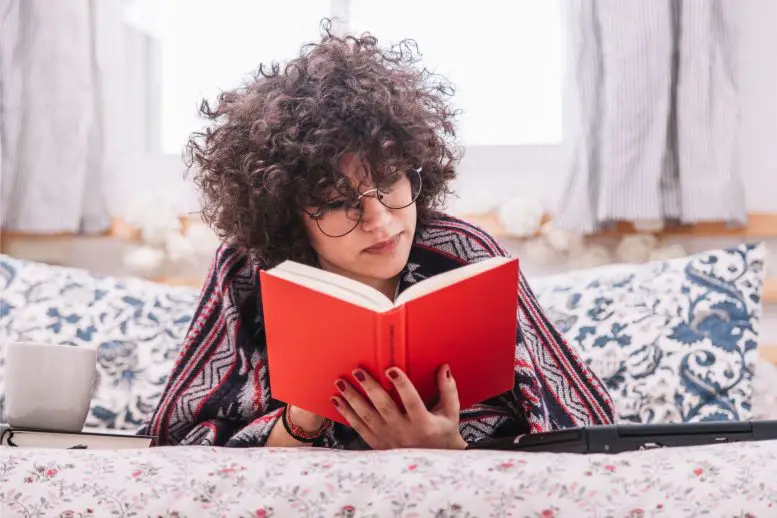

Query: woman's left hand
<box><xmin>331</xmin><ymin>364</ymin><xmax>468</xmax><ymax>450</ymax></box>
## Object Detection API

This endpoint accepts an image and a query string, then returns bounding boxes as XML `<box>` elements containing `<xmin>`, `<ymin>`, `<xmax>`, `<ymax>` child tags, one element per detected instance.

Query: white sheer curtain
<box><xmin>0</xmin><ymin>0</ymin><xmax>125</xmax><ymax>233</ymax></box>
<box><xmin>555</xmin><ymin>0</ymin><xmax>746</xmax><ymax>233</ymax></box>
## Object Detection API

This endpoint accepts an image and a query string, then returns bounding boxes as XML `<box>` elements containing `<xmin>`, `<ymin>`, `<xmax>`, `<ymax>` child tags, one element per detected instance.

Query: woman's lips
<box><xmin>364</xmin><ymin>233</ymin><xmax>401</xmax><ymax>254</ymax></box>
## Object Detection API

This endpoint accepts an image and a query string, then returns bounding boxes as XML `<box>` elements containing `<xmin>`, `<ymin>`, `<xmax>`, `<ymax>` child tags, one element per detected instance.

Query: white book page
<box><xmin>2</xmin><ymin>430</ymin><xmax>152</xmax><ymax>450</ymax></box>
<box><xmin>270</xmin><ymin>261</ymin><xmax>394</xmax><ymax>312</ymax></box>
<box><xmin>394</xmin><ymin>256</ymin><xmax>511</xmax><ymax>305</ymax></box>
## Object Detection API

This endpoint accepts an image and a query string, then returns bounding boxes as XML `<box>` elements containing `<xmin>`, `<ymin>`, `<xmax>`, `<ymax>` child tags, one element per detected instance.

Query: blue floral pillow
<box><xmin>532</xmin><ymin>243</ymin><xmax>766</xmax><ymax>423</ymax></box>
<box><xmin>0</xmin><ymin>255</ymin><xmax>199</xmax><ymax>429</ymax></box>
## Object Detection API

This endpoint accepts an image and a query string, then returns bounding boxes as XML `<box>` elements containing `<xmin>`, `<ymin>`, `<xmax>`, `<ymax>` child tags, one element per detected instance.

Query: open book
<box><xmin>260</xmin><ymin>256</ymin><xmax>519</xmax><ymax>425</ymax></box>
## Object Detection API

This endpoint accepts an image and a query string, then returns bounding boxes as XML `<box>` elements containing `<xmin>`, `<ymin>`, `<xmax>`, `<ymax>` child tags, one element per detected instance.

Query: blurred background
<box><xmin>1</xmin><ymin>1</ymin><xmax>776</xmax><ymax>336</ymax></box>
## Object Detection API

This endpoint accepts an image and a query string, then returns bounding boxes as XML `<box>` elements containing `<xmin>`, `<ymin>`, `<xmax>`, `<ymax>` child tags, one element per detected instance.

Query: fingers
<box><xmin>434</xmin><ymin>364</ymin><xmax>460</xmax><ymax>419</ymax></box>
<box><xmin>330</xmin><ymin>394</ymin><xmax>381</xmax><ymax>448</ymax></box>
<box><xmin>383</xmin><ymin>367</ymin><xmax>428</xmax><ymax>421</ymax></box>
<box><xmin>333</xmin><ymin>366</ymin><xmax>463</xmax><ymax>450</ymax></box>
<box><xmin>337</xmin><ymin>369</ymin><xmax>403</xmax><ymax>425</ymax></box>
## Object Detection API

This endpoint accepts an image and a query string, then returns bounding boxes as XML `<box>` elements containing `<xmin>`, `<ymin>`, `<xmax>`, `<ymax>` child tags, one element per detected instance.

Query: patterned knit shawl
<box><xmin>142</xmin><ymin>214</ymin><xmax>613</xmax><ymax>447</ymax></box>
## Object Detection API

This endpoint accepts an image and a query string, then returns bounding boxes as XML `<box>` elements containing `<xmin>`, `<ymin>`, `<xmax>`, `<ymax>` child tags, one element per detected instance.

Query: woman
<box><xmin>142</xmin><ymin>26</ymin><xmax>614</xmax><ymax>450</ymax></box>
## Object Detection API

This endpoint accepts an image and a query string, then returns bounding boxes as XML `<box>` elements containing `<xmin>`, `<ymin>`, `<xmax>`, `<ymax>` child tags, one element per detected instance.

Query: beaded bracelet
<box><xmin>281</xmin><ymin>405</ymin><xmax>330</xmax><ymax>443</ymax></box>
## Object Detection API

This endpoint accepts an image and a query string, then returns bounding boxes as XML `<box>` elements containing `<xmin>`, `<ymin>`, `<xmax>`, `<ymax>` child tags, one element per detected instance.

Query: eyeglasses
<box><xmin>304</xmin><ymin>168</ymin><xmax>422</xmax><ymax>238</ymax></box>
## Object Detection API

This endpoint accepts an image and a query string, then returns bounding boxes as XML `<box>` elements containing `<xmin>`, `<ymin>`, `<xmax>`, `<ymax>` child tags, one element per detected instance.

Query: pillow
<box><xmin>0</xmin><ymin>254</ymin><xmax>199</xmax><ymax>429</ymax></box>
<box><xmin>532</xmin><ymin>243</ymin><xmax>766</xmax><ymax>423</ymax></box>
<box><xmin>752</xmin><ymin>357</ymin><xmax>777</xmax><ymax>420</ymax></box>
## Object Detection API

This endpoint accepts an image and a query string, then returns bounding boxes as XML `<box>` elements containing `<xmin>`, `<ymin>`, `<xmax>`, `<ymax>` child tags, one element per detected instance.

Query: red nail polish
<box><xmin>354</xmin><ymin>370</ymin><xmax>366</xmax><ymax>382</ymax></box>
<box><xmin>445</xmin><ymin>367</ymin><xmax>451</xmax><ymax>379</ymax></box>
<box><xmin>336</xmin><ymin>380</ymin><xmax>346</xmax><ymax>392</ymax></box>
<box><xmin>387</xmin><ymin>369</ymin><xmax>400</xmax><ymax>380</ymax></box>
<box><xmin>331</xmin><ymin>397</ymin><xmax>340</xmax><ymax>408</ymax></box>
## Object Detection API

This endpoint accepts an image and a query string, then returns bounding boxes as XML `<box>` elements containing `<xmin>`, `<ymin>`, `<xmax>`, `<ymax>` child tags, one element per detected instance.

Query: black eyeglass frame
<box><xmin>303</xmin><ymin>167</ymin><xmax>423</xmax><ymax>238</ymax></box>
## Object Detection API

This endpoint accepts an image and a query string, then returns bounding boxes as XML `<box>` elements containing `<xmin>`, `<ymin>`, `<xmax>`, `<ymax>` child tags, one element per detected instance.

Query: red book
<box><xmin>260</xmin><ymin>257</ymin><xmax>519</xmax><ymax>425</ymax></box>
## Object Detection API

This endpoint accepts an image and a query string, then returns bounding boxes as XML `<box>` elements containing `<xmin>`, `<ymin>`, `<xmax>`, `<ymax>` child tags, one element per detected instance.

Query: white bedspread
<box><xmin>3</xmin><ymin>440</ymin><xmax>777</xmax><ymax>517</ymax></box>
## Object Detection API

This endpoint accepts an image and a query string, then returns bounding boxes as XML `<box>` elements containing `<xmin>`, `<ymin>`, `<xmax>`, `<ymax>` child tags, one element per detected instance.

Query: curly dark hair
<box><xmin>185</xmin><ymin>20</ymin><xmax>462</xmax><ymax>267</ymax></box>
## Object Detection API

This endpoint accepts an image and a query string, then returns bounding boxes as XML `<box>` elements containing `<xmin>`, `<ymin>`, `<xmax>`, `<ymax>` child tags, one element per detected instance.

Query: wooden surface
<box><xmin>3</xmin><ymin>213</ymin><xmax>777</xmax><ymax>334</ymax></box>
<box><xmin>0</xmin><ymin>216</ymin><xmax>198</xmax><ymax>249</ymax></box>
<box><xmin>764</xmin><ymin>279</ymin><xmax>777</xmax><ymax>305</ymax></box>
<box><xmin>464</xmin><ymin>211</ymin><xmax>777</xmax><ymax>239</ymax></box>
<box><xmin>459</xmin><ymin>213</ymin><xmax>777</xmax><ymax>304</ymax></box>
<box><xmin>761</xmin><ymin>347</ymin><xmax>777</xmax><ymax>365</ymax></box>
<box><xmin>3</xmin><ymin>212</ymin><xmax>775</xmax><ymax>245</ymax></box>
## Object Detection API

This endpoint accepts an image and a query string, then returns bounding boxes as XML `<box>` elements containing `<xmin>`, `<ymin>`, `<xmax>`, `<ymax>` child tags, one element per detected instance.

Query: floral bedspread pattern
<box><xmin>0</xmin><ymin>255</ymin><xmax>197</xmax><ymax>429</ymax></box>
<box><xmin>533</xmin><ymin>243</ymin><xmax>766</xmax><ymax>424</ymax></box>
<box><xmin>3</xmin><ymin>441</ymin><xmax>777</xmax><ymax>517</ymax></box>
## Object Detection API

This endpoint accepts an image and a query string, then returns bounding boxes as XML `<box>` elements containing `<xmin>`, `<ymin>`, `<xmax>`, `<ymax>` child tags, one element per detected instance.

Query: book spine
<box><xmin>0</xmin><ymin>427</ymin><xmax>12</xmax><ymax>447</ymax></box>
<box><xmin>376</xmin><ymin>306</ymin><xmax>407</xmax><ymax>388</ymax></box>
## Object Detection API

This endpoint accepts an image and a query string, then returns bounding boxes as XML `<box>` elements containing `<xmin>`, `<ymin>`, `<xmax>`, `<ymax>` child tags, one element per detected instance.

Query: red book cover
<box><xmin>260</xmin><ymin>257</ymin><xmax>518</xmax><ymax>425</ymax></box>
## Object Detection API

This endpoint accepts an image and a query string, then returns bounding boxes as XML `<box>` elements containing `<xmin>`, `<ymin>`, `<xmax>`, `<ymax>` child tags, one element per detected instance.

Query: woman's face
<box><xmin>302</xmin><ymin>155</ymin><xmax>418</xmax><ymax>291</ymax></box>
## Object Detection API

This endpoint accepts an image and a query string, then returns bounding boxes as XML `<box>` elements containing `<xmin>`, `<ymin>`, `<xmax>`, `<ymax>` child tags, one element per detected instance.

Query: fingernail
<box><xmin>386</xmin><ymin>368</ymin><xmax>400</xmax><ymax>380</ymax></box>
<box><xmin>335</xmin><ymin>380</ymin><xmax>347</xmax><ymax>392</ymax></box>
<box><xmin>331</xmin><ymin>397</ymin><xmax>341</xmax><ymax>408</ymax></box>
<box><xmin>353</xmin><ymin>370</ymin><xmax>366</xmax><ymax>382</ymax></box>
<box><xmin>445</xmin><ymin>367</ymin><xmax>452</xmax><ymax>379</ymax></box>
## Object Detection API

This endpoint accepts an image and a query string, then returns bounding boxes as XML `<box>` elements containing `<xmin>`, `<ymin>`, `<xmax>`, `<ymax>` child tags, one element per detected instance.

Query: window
<box><xmin>136</xmin><ymin>0</ymin><xmax>563</xmax><ymax>155</ymax></box>
<box><xmin>348</xmin><ymin>0</ymin><xmax>564</xmax><ymax>146</ymax></box>
<box><xmin>151</xmin><ymin>0</ymin><xmax>331</xmax><ymax>154</ymax></box>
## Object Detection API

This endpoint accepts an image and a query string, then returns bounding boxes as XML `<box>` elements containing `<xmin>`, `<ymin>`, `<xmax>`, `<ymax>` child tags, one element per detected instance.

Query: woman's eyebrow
<box><xmin>321</xmin><ymin>185</ymin><xmax>356</xmax><ymax>202</ymax></box>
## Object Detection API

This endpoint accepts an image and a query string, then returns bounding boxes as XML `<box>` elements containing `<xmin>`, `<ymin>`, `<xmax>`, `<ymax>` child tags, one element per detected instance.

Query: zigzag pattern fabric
<box><xmin>141</xmin><ymin>214</ymin><xmax>614</xmax><ymax>447</ymax></box>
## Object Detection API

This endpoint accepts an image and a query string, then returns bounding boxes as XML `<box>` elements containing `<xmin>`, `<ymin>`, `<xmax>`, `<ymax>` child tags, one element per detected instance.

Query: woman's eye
<box><xmin>378</xmin><ymin>174</ymin><xmax>402</xmax><ymax>192</ymax></box>
<box><xmin>325</xmin><ymin>199</ymin><xmax>351</xmax><ymax>211</ymax></box>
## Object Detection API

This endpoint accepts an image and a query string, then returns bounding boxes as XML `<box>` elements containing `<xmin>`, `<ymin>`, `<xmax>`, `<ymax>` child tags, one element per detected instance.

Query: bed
<box><xmin>2</xmin><ymin>243</ymin><xmax>776</xmax><ymax>517</ymax></box>
<box><xmin>3</xmin><ymin>435</ymin><xmax>777</xmax><ymax>517</ymax></box>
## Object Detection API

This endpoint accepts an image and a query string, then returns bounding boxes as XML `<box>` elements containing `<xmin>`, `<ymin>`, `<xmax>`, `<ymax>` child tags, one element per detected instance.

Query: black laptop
<box><xmin>467</xmin><ymin>420</ymin><xmax>777</xmax><ymax>454</ymax></box>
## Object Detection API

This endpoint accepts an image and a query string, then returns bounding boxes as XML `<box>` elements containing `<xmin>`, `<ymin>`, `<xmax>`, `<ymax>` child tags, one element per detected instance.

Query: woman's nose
<box><xmin>359</xmin><ymin>195</ymin><xmax>392</xmax><ymax>231</ymax></box>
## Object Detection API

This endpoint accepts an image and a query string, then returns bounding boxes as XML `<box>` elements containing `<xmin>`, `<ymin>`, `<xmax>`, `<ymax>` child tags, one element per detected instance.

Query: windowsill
<box><xmin>119</xmin><ymin>143</ymin><xmax>568</xmax><ymax>218</ymax></box>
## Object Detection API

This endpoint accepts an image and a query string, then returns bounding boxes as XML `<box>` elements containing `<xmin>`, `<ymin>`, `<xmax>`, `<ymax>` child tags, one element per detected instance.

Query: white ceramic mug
<box><xmin>4</xmin><ymin>341</ymin><xmax>98</xmax><ymax>432</ymax></box>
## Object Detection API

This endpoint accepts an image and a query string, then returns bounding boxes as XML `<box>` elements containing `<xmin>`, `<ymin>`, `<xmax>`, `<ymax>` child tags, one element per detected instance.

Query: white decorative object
<box><xmin>165</xmin><ymin>233</ymin><xmax>196</xmax><ymax>264</ymax></box>
<box><xmin>569</xmin><ymin>244</ymin><xmax>612</xmax><ymax>269</ymax></box>
<box><xmin>140</xmin><ymin>217</ymin><xmax>183</xmax><ymax>248</ymax></box>
<box><xmin>522</xmin><ymin>238</ymin><xmax>558</xmax><ymax>265</ymax></box>
<box><xmin>541</xmin><ymin>221</ymin><xmax>585</xmax><ymax>253</ymax></box>
<box><xmin>497</xmin><ymin>197</ymin><xmax>544</xmax><ymax>238</ymax></box>
<box><xmin>446</xmin><ymin>190</ymin><xmax>499</xmax><ymax>216</ymax></box>
<box><xmin>185</xmin><ymin>222</ymin><xmax>222</xmax><ymax>256</ymax></box>
<box><xmin>119</xmin><ymin>193</ymin><xmax>222</xmax><ymax>277</ymax></box>
<box><xmin>121</xmin><ymin>195</ymin><xmax>180</xmax><ymax>228</ymax></box>
<box><xmin>123</xmin><ymin>246</ymin><xmax>166</xmax><ymax>277</ymax></box>
<box><xmin>649</xmin><ymin>243</ymin><xmax>688</xmax><ymax>262</ymax></box>
<box><xmin>615</xmin><ymin>235</ymin><xmax>659</xmax><ymax>263</ymax></box>
<box><xmin>121</xmin><ymin>195</ymin><xmax>184</xmax><ymax>247</ymax></box>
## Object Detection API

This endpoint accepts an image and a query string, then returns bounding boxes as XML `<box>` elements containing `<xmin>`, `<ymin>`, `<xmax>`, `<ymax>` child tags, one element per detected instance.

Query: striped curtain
<box><xmin>555</xmin><ymin>0</ymin><xmax>746</xmax><ymax>234</ymax></box>
<box><xmin>0</xmin><ymin>0</ymin><xmax>122</xmax><ymax>234</ymax></box>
